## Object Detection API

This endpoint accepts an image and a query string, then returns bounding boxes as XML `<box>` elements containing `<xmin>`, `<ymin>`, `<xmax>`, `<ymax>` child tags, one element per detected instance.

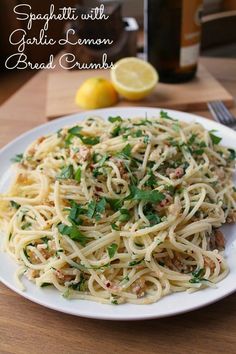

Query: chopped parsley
<box><xmin>106</xmin><ymin>198</ymin><xmax>123</xmax><ymax>211</ymax></box>
<box><xmin>188</xmin><ymin>134</ymin><xmax>197</xmax><ymax>145</ymax></box>
<box><xmin>68</xmin><ymin>201</ymin><xmax>86</xmax><ymax>225</ymax></box>
<box><xmin>10</xmin><ymin>201</ymin><xmax>21</xmax><ymax>209</ymax></box>
<box><xmin>108</xmin><ymin>116</ymin><xmax>123</xmax><ymax>123</ymax></box>
<box><xmin>143</xmin><ymin>135</ymin><xmax>150</xmax><ymax>144</ymax></box>
<box><xmin>121</xmin><ymin>275</ymin><xmax>130</xmax><ymax>283</ymax></box>
<box><xmin>40</xmin><ymin>282</ymin><xmax>52</xmax><ymax>287</ymax></box>
<box><xmin>172</xmin><ymin>123</ymin><xmax>180</xmax><ymax>132</ymax></box>
<box><xmin>57</xmin><ymin>224</ymin><xmax>89</xmax><ymax>246</ymax></box>
<box><xmin>78</xmin><ymin>135</ymin><xmax>100</xmax><ymax>146</ymax></box>
<box><xmin>145</xmin><ymin>170</ymin><xmax>157</xmax><ymax>187</ymax></box>
<box><xmin>11</xmin><ymin>153</ymin><xmax>23</xmax><ymax>163</ymax></box>
<box><xmin>111</xmin><ymin>223</ymin><xmax>119</xmax><ymax>231</ymax></box>
<box><xmin>68</xmin><ymin>126</ymin><xmax>82</xmax><ymax>135</ymax></box>
<box><xmin>189</xmin><ymin>268</ymin><xmax>207</xmax><ymax>283</ymax></box>
<box><xmin>21</xmin><ymin>222</ymin><xmax>32</xmax><ymax>230</ymax></box>
<box><xmin>133</xmin><ymin>118</ymin><xmax>152</xmax><ymax>126</ymax></box>
<box><xmin>118</xmin><ymin>209</ymin><xmax>131</xmax><ymax>222</ymax></box>
<box><xmin>66</xmin><ymin>125</ymin><xmax>100</xmax><ymax>145</ymax></box>
<box><xmin>194</xmin><ymin>149</ymin><xmax>205</xmax><ymax>155</ymax></box>
<box><xmin>165</xmin><ymin>185</ymin><xmax>175</xmax><ymax>196</ymax></box>
<box><xmin>160</xmin><ymin>110</ymin><xmax>176</xmax><ymax>121</ymax></box>
<box><xmin>228</xmin><ymin>148</ymin><xmax>236</xmax><ymax>160</ymax></box>
<box><xmin>69</xmin><ymin>274</ymin><xmax>87</xmax><ymax>291</ymax></box>
<box><xmin>111</xmin><ymin>124</ymin><xmax>122</xmax><ymax>137</ymax></box>
<box><xmin>128</xmin><ymin>259</ymin><xmax>144</xmax><ymax>267</ymax></box>
<box><xmin>134</xmin><ymin>129</ymin><xmax>143</xmax><ymax>138</ymax></box>
<box><xmin>57</xmin><ymin>165</ymin><xmax>74</xmax><ymax>179</ymax></box>
<box><xmin>111</xmin><ymin>297</ymin><xmax>118</xmax><ymax>305</ymax></box>
<box><xmin>209</xmin><ymin>131</ymin><xmax>222</xmax><ymax>145</ymax></box>
<box><xmin>98</xmin><ymin>154</ymin><xmax>109</xmax><ymax>167</ymax></box>
<box><xmin>74</xmin><ymin>167</ymin><xmax>82</xmax><ymax>182</ymax></box>
<box><xmin>128</xmin><ymin>186</ymin><xmax>165</xmax><ymax>204</ymax></box>
<box><xmin>116</xmin><ymin>144</ymin><xmax>132</xmax><ymax>160</ymax></box>
<box><xmin>107</xmin><ymin>243</ymin><xmax>118</xmax><ymax>259</ymax></box>
<box><xmin>143</xmin><ymin>203</ymin><xmax>161</xmax><ymax>226</ymax></box>
<box><xmin>87</xmin><ymin>198</ymin><xmax>106</xmax><ymax>221</ymax></box>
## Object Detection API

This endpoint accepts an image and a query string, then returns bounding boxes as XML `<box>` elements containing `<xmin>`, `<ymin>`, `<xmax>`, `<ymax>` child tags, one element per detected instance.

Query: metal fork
<box><xmin>207</xmin><ymin>101</ymin><xmax>236</xmax><ymax>129</ymax></box>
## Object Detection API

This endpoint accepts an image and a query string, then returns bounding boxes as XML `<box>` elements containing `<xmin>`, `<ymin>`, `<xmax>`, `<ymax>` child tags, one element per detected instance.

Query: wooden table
<box><xmin>0</xmin><ymin>57</ymin><xmax>236</xmax><ymax>354</ymax></box>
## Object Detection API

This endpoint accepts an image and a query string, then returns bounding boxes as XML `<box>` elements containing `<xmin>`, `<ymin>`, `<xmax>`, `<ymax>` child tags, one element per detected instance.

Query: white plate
<box><xmin>0</xmin><ymin>107</ymin><xmax>236</xmax><ymax>321</ymax></box>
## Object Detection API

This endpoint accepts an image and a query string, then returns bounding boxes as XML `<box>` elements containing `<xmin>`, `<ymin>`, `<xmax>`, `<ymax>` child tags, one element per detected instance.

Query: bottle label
<box><xmin>180</xmin><ymin>0</ymin><xmax>203</xmax><ymax>68</ymax></box>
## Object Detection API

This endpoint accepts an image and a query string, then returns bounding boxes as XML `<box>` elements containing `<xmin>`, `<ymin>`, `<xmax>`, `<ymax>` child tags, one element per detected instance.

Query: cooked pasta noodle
<box><xmin>1</xmin><ymin>111</ymin><xmax>236</xmax><ymax>305</ymax></box>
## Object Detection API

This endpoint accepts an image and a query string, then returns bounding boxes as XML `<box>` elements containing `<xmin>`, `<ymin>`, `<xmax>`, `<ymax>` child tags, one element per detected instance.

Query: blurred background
<box><xmin>0</xmin><ymin>0</ymin><xmax>236</xmax><ymax>105</ymax></box>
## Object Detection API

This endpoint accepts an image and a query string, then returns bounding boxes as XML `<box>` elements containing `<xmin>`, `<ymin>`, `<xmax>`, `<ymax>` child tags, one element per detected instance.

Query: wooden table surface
<box><xmin>0</xmin><ymin>57</ymin><xmax>236</xmax><ymax>354</ymax></box>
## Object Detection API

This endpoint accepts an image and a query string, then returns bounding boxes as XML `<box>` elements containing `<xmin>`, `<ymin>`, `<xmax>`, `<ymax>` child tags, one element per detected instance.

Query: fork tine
<box><xmin>212</xmin><ymin>101</ymin><xmax>228</xmax><ymax>125</ymax></box>
<box><xmin>215</xmin><ymin>100</ymin><xmax>236</xmax><ymax>125</ymax></box>
<box><xmin>207</xmin><ymin>102</ymin><xmax>225</xmax><ymax>124</ymax></box>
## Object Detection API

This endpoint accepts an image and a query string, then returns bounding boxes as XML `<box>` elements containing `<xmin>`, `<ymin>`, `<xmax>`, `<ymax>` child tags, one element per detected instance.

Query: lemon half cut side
<box><xmin>111</xmin><ymin>57</ymin><xmax>158</xmax><ymax>101</ymax></box>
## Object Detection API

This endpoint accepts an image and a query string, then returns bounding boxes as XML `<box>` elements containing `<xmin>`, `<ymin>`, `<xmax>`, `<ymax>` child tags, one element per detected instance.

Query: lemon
<box><xmin>111</xmin><ymin>57</ymin><xmax>158</xmax><ymax>101</ymax></box>
<box><xmin>75</xmin><ymin>77</ymin><xmax>118</xmax><ymax>109</ymax></box>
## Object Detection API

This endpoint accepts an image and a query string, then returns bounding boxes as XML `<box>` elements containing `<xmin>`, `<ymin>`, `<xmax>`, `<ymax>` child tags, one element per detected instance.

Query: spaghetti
<box><xmin>1</xmin><ymin>111</ymin><xmax>236</xmax><ymax>305</ymax></box>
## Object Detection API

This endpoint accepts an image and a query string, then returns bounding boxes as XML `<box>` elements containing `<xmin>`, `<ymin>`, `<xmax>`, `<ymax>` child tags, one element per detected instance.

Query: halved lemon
<box><xmin>75</xmin><ymin>77</ymin><xmax>118</xmax><ymax>110</ymax></box>
<box><xmin>111</xmin><ymin>57</ymin><xmax>158</xmax><ymax>101</ymax></box>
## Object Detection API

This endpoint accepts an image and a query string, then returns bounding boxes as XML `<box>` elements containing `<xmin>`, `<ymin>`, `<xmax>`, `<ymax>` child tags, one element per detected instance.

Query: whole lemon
<box><xmin>75</xmin><ymin>77</ymin><xmax>118</xmax><ymax>110</ymax></box>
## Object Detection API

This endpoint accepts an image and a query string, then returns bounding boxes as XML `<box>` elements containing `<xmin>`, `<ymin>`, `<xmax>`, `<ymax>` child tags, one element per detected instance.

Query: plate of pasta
<box><xmin>0</xmin><ymin>107</ymin><xmax>236</xmax><ymax>320</ymax></box>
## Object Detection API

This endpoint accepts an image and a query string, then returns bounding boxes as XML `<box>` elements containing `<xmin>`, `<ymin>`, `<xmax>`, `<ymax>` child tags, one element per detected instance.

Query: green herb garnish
<box><xmin>111</xmin><ymin>223</ymin><xmax>119</xmax><ymax>231</ymax></box>
<box><xmin>87</xmin><ymin>198</ymin><xmax>106</xmax><ymax>221</ymax></box>
<box><xmin>67</xmin><ymin>125</ymin><xmax>100</xmax><ymax>145</ymax></box>
<box><xmin>165</xmin><ymin>185</ymin><xmax>175</xmax><ymax>196</ymax></box>
<box><xmin>188</xmin><ymin>134</ymin><xmax>197</xmax><ymax>145</ymax></box>
<box><xmin>194</xmin><ymin>149</ymin><xmax>205</xmax><ymax>155</ymax></box>
<box><xmin>134</xmin><ymin>129</ymin><xmax>143</xmax><ymax>137</ymax></box>
<box><xmin>189</xmin><ymin>268</ymin><xmax>207</xmax><ymax>284</ymax></box>
<box><xmin>98</xmin><ymin>154</ymin><xmax>109</xmax><ymax>166</ymax></box>
<box><xmin>57</xmin><ymin>165</ymin><xmax>74</xmax><ymax>179</ymax></box>
<box><xmin>111</xmin><ymin>124</ymin><xmax>121</xmax><ymax>137</ymax></box>
<box><xmin>69</xmin><ymin>274</ymin><xmax>87</xmax><ymax>291</ymax></box>
<box><xmin>111</xmin><ymin>298</ymin><xmax>118</xmax><ymax>305</ymax></box>
<box><xmin>228</xmin><ymin>148</ymin><xmax>236</xmax><ymax>160</ymax></box>
<box><xmin>116</xmin><ymin>144</ymin><xmax>132</xmax><ymax>159</ymax></box>
<box><xmin>160</xmin><ymin>110</ymin><xmax>176</xmax><ymax>121</ymax></box>
<box><xmin>68</xmin><ymin>201</ymin><xmax>86</xmax><ymax>225</ymax></box>
<box><xmin>10</xmin><ymin>201</ymin><xmax>20</xmax><ymax>209</ymax></box>
<box><xmin>106</xmin><ymin>198</ymin><xmax>123</xmax><ymax>211</ymax></box>
<box><xmin>78</xmin><ymin>135</ymin><xmax>100</xmax><ymax>146</ymax></box>
<box><xmin>128</xmin><ymin>259</ymin><xmax>144</xmax><ymax>267</ymax></box>
<box><xmin>118</xmin><ymin>208</ymin><xmax>131</xmax><ymax>222</ymax></box>
<box><xmin>40</xmin><ymin>283</ymin><xmax>52</xmax><ymax>287</ymax></box>
<box><xmin>173</xmin><ymin>123</ymin><xmax>180</xmax><ymax>132</ymax></box>
<box><xmin>108</xmin><ymin>116</ymin><xmax>123</xmax><ymax>123</ymax></box>
<box><xmin>143</xmin><ymin>135</ymin><xmax>150</xmax><ymax>144</ymax></box>
<box><xmin>145</xmin><ymin>211</ymin><xmax>161</xmax><ymax>226</ymax></box>
<box><xmin>68</xmin><ymin>126</ymin><xmax>83</xmax><ymax>135</ymax></box>
<box><xmin>21</xmin><ymin>222</ymin><xmax>32</xmax><ymax>230</ymax></box>
<box><xmin>57</xmin><ymin>224</ymin><xmax>89</xmax><ymax>246</ymax></box>
<box><xmin>209</xmin><ymin>131</ymin><xmax>222</xmax><ymax>145</ymax></box>
<box><xmin>128</xmin><ymin>186</ymin><xmax>165</xmax><ymax>204</ymax></box>
<box><xmin>11</xmin><ymin>153</ymin><xmax>23</xmax><ymax>163</ymax></box>
<box><xmin>107</xmin><ymin>243</ymin><xmax>118</xmax><ymax>259</ymax></box>
<box><xmin>145</xmin><ymin>170</ymin><xmax>157</xmax><ymax>187</ymax></box>
<box><xmin>74</xmin><ymin>167</ymin><xmax>82</xmax><ymax>182</ymax></box>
